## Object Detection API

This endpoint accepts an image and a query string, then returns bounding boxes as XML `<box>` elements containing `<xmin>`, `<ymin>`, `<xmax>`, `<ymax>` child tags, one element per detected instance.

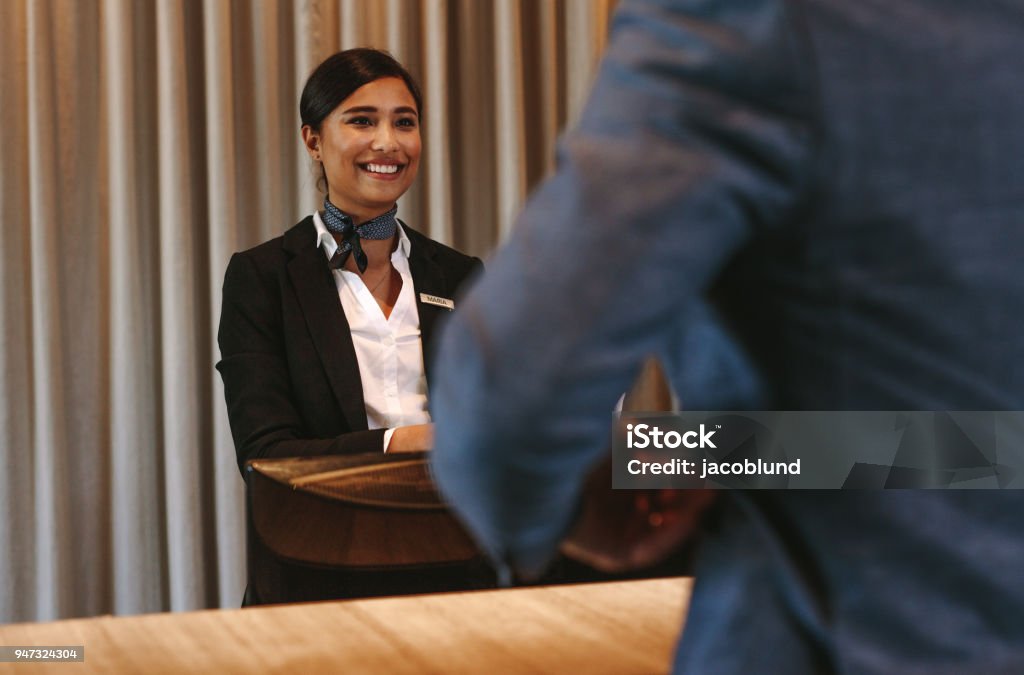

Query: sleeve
<box><xmin>429</xmin><ymin>0</ymin><xmax>818</xmax><ymax>577</ymax></box>
<box><xmin>217</xmin><ymin>252</ymin><xmax>386</xmax><ymax>474</ymax></box>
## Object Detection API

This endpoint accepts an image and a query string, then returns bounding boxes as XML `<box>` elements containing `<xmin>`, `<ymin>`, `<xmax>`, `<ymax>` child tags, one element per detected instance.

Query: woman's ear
<box><xmin>301</xmin><ymin>125</ymin><xmax>321</xmax><ymax>161</ymax></box>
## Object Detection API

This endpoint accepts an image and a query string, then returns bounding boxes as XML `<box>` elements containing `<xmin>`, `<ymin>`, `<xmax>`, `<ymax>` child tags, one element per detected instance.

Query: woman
<box><xmin>217</xmin><ymin>49</ymin><xmax>487</xmax><ymax>604</ymax></box>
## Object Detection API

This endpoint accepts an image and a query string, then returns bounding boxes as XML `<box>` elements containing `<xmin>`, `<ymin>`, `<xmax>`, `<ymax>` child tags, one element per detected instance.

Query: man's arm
<box><xmin>431</xmin><ymin>0</ymin><xmax>818</xmax><ymax>578</ymax></box>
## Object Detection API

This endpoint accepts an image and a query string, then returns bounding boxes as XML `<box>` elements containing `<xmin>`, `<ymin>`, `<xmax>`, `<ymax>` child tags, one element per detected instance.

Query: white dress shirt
<box><xmin>313</xmin><ymin>211</ymin><xmax>431</xmax><ymax>451</ymax></box>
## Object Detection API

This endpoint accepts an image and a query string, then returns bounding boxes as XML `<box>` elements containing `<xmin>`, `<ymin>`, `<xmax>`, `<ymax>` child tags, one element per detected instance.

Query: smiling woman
<box><xmin>216</xmin><ymin>49</ymin><xmax>488</xmax><ymax>605</ymax></box>
<box><xmin>306</xmin><ymin>76</ymin><xmax>422</xmax><ymax>218</ymax></box>
<box><xmin>299</xmin><ymin>50</ymin><xmax>424</xmax><ymax>222</ymax></box>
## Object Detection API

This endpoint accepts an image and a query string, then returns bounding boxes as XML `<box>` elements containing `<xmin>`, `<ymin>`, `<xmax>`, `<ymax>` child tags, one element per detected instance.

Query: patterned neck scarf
<box><xmin>322</xmin><ymin>199</ymin><xmax>398</xmax><ymax>274</ymax></box>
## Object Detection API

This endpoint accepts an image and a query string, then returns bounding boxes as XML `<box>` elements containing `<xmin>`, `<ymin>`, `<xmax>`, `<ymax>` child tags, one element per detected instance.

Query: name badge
<box><xmin>420</xmin><ymin>293</ymin><xmax>455</xmax><ymax>311</ymax></box>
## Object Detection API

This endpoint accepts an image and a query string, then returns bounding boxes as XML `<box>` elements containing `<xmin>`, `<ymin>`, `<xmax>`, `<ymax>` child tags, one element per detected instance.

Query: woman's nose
<box><xmin>371</xmin><ymin>124</ymin><xmax>398</xmax><ymax>152</ymax></box>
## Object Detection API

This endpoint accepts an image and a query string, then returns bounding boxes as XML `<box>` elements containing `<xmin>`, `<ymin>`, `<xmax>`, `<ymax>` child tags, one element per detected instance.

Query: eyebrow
<box><xmin>341</xmin><ymin>105</ymin><xmax>418</xmax><ymax>116</ymax></box>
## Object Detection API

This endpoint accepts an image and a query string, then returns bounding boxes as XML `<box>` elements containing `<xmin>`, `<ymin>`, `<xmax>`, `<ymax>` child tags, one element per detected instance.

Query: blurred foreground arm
<box><xmin>431</xmin><ymin>0</ymin><xmax>815</xmax><ymax>579</ymax></box>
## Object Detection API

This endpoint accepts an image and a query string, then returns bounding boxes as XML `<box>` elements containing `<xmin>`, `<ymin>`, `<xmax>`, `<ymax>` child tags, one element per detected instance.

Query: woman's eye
<box><xmin>348</xmin><ymin>116</ymin><xmax>373</xmax><ymax>126</ymax></box>
<box><xmin>397</xmin><ymin>118</ymin><xmax>417</xmax><ymax>128</ymax></box>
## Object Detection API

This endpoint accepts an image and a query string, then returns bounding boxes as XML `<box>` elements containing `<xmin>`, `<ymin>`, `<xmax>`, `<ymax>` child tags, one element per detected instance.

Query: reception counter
<box><xmin>0</xmin><ymin>577</ymin><xmax>692</xmax><ymax>674</ymax></box>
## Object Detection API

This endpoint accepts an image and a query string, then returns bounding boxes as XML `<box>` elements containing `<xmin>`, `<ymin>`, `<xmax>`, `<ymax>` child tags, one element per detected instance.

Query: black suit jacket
<box><xmin>217</xmin><ymin>216</ymin><xmax>482</xmax><ymax>472</ymax></box>
<box><xmin>217</xmin><ymin>216</ymin><xmax>487</xmax><ymax>605</ymax></box>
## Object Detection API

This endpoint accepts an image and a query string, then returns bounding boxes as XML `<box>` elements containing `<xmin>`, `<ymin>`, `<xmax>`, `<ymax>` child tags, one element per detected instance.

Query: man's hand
<box><xmin>560</xmin><ymin>458</ymin><xmax>717</xmax><ymax>573</ymax></box>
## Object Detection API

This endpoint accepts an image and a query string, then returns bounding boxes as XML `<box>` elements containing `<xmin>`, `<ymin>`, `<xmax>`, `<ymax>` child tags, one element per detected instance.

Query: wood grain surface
<box><xmin>0</xmin><ymin>578</ymin><xmax>692</xmax><ymax>674</ymax></box>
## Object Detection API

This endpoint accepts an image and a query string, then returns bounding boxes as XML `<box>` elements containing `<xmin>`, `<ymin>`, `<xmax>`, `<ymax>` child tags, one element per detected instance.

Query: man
<box><xmin>431</xmin><ymin>1</ymin><xmax>1024</xmax><ymax>672</ymax></box>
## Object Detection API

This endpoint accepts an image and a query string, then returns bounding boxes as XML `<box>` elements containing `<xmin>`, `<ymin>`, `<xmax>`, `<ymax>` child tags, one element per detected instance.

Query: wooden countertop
<box><xmin>0</xmin><ymin>577</ymin><xmax>692</xmax><ymax>674</ymax></box>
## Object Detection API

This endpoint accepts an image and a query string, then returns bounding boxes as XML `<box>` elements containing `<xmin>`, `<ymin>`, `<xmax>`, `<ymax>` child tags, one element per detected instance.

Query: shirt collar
<box><xmin>313</xmin><ymin>210</ymin><xmax>411</xmax><ymax>261</ymax></box>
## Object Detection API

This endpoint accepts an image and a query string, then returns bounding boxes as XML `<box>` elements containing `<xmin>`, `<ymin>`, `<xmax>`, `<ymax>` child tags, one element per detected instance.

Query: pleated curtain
<box><xmin>0</xmin><ymin>0</ymin><xmax>616</xmax><ymax>622</ymax></box>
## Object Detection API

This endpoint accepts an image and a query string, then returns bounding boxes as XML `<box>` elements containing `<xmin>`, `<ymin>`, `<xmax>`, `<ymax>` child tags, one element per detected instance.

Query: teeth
<box><xmin>366</xmin><ymin>163</ymin><xmax>399</xmax><ymax>174</ymax></box>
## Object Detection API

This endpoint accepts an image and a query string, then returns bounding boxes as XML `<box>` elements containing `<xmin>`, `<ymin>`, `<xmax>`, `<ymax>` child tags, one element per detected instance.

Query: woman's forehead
<box><xmin>337</xmin><ymin>77</ymin><xmax>418</xmax><ymax>113</ymax></box>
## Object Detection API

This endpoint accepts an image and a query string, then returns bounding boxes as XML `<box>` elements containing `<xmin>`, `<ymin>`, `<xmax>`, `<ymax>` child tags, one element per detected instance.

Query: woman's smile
<box><xmin>360</xmin><ymin>161</ymin><xmax>405</xmax><ymax>179</ymax></box>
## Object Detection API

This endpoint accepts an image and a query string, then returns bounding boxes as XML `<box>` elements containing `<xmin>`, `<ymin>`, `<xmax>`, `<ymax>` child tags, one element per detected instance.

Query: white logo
<box><xmin>626</xmin><ymin>423</ymin><xmax>717</xmax><ymax>449</ymax></box>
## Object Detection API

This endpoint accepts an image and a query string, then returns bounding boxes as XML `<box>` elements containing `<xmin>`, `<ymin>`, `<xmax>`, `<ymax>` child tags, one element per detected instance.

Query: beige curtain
<box><xmin>0</xmin><ymin>0</ymin><xmax>616</xmax><ymax>622</ymax></box>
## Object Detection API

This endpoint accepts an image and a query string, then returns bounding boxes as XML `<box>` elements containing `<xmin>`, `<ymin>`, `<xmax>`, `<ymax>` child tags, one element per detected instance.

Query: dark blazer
<box><xmin>217</xmin><ymin>216</ymin><xmax>487</xmax><ymax>605</ymax></box>
<box><xmin>217</xmin><ymin>215</ymin><xmax>482</xmax><ymax>472</ymax></box>
<box><xmin>429</xmin><ymin>0</ymin><xmax>1024</xmax><ymax>672</ymax></box>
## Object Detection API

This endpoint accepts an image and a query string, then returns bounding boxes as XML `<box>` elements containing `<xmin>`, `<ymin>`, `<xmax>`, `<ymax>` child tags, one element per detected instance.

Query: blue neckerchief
<box><xmin>322</xmin><ymin>199</ymin><xmax>398</xmax><ymax>273</ymax></box>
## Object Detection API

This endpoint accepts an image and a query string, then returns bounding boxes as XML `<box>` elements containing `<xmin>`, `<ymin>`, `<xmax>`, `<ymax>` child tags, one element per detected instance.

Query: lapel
<box><xmin>283</xmin><ymin>217</ymin><xmax>368</xmax><ymax>431</ymax></box>
<box><xmin>402</xmin><ymin>221</ymin><xmax>452</xmax><ymax>385</ymax></box>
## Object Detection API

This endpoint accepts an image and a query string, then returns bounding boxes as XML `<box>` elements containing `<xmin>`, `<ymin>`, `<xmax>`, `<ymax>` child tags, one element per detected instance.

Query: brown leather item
<box><xmin>243</xmin><ymin>453</ymin><xmax>684</xmax><ymax>606</ymax></box>
<box><xmin>243</xmin><ymin>452</ymin><xmax>497</xmax><ymax>606</ymax></box>
<box><xmin>247</xmin><ymin>452</ymin><xmax>480</xmax><ymax>569</ymax></box>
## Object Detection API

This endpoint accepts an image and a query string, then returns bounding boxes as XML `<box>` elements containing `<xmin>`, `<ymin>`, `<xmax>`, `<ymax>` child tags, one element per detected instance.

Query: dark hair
<box><xmin>299</xmin><ymin>48</ymin><xmax>423</xmax><ymax>132</ymax></box>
